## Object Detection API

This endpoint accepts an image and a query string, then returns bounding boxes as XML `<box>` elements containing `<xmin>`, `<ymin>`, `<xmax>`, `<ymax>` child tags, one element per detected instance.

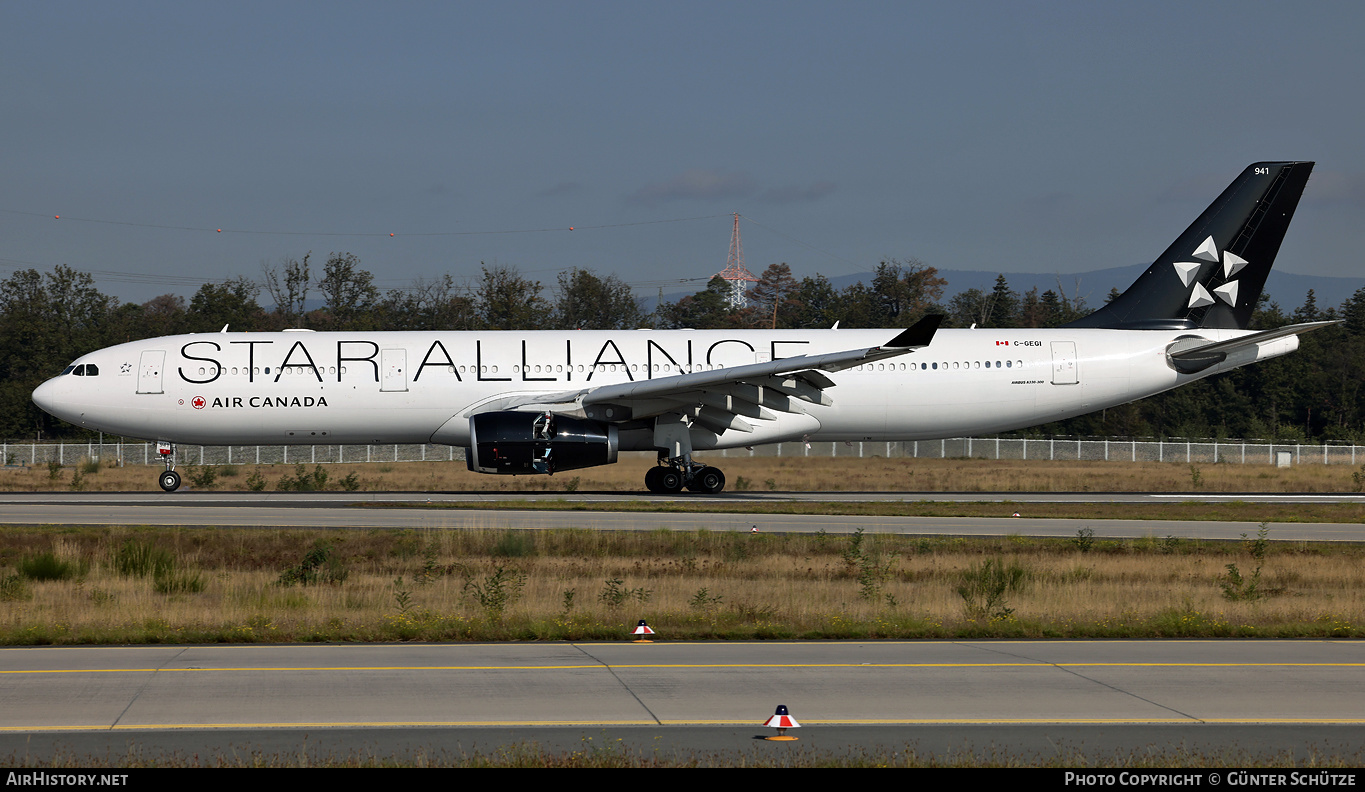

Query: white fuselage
<box><xmin>31</xmin><ymin>326</ymin><xmax>1297</xmax><ymax>451</ymax></box>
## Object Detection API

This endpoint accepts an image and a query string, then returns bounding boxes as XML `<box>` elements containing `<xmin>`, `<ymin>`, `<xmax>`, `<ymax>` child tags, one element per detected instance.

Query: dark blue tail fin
<box><xmin>1067</xmin><ymin>161</ymin><xmax>1314</xmax><ymax>330</ymax></box>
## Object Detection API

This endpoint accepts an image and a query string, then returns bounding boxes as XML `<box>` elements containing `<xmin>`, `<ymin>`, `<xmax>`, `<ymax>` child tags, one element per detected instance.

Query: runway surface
<box><xmin>0</xmin><ymin>491</ymin><xmax>1360</xmax><ymax>541</ymax></box>
<box><xmin>4</xmin><ymin>640</ymin><xmax>1365</xmax><ymax>763</ymax></box>
<box><xmin>4</xmin><ymin>490</ymin><xmax>1364</xmax><ymax>504</ymax></box>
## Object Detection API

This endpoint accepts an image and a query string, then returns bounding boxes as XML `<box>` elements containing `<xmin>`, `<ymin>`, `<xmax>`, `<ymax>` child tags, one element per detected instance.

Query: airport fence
<box><xmin>6</xmin><ymin>442</ymin><xmax>464</xmax><ymax>467</ymax></box>
<box><xmin>8</xmin><ymin>438</ymin><xmax>1365</xmax><ymax>467</ymax></box>
<box><xmin>717</xmin><ymin>438</ymin><xmax>1365</xmax><ymax>466</ymax></box>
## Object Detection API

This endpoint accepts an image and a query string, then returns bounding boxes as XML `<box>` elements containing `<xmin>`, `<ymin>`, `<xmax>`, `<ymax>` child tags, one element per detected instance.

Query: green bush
<box><xmin>463</xmin><ymin>566</ymin><xmax>526</xmax><ymax>620</ymax></box>
<box><xmin>112</xmin><ymin>539</ymin><xmax>175</xmax><ymax>579</ymax></box>
<box><xmin>279</xmin><ymin>540</ymin><xmax>349</xmax><ymax>586</ymax></box>
<box><xmin>0</xmin><ymin>574</ymin><xmax>32</xmax><ymax>601</ymax></box>
<box><xmin>19</xmin><ymin>551</ymin><xmax>85</xmax><ymax>581</ymax></box>
<box><xmin>957</xmin><ymin>557</ymin><xmax>1029</xmax><ymax>621</ymax></box>
<box><xmin>599</xmin><ymin>577</ymin><xmax>650</xmax><ymax>608</ymax></box>
<box><xmin>277</xmin><ymin>464</ymin><xmax>329</xmax><ymax>492</ymax></box>
<box><xmin>492</xmin><ymin>531</ymin><xmax>537</xmax><ymax>558</ymax></box>
<box><xmin>153</xmin><ymin>569</ymin><xmax>205</xmax><ymax>594</ymax></box>
<box><xmin>186</xmin><ymin>465</ymin><xmax>218</xmax><ymax>489</ymax></box>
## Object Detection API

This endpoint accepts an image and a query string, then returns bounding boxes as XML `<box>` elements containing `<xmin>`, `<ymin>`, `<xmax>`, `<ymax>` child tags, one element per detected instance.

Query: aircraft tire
<box><xmin>693</xmin><ymin>466</ymin><xmax>725</xmax><ymax>494</ymax></box>
<box><xmin>658</xmin><ymin>469</ymin><xmax>684</xmax><ymax>493</ymax></box>
<box><xmin>159</xmin><ymin>470</ymin><xmax>181</xmax><ymax>492</ymax></box>
<box><xmin>644</xmin><ymin>466</ymin><xmax>665</xmax><ymax>493</ymax></box>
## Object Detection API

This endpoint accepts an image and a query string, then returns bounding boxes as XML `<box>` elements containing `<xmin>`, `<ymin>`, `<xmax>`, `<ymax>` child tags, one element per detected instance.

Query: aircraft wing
<box><xmin>465</xmin><ymin>315</ymin><xmax>942</xmax><ymax>434</ymax></box>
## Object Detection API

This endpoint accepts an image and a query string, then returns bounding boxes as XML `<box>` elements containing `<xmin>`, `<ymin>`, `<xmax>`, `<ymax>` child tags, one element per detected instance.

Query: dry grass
<box><xmin>4</xmin><ymin>526</ymin><xmax>1365</xmax><ymax>644</ymax></box>
<box><xmin>399</xmin><ymin>498</ymin><xmax>1365</xmax><ymax>524</ymax></box>
<box><xmin>4</xmin><ymin>453</ymin><xmax>1365</xmax><ymax>493</ymax></box>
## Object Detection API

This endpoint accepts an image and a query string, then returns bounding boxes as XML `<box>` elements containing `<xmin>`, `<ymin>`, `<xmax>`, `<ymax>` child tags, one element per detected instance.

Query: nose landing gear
<box><xmin>156</xmin><ymin>442</ymin><xmax>180</xmax><ymax>492</ymax></box>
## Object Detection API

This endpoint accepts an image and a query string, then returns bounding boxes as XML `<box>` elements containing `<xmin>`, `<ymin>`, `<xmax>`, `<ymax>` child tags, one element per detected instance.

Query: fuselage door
<box><xmin>1051</xmin><ymin>341</ymin><xmax>1079</xmax><ymax>385</ymax></box>
<box><xmin>137</xmin><ymin>350</ymin><xmax>166</xmax><ymax>394</ymax></box>
<box><xmin>381</xmin><ymin>348</ymin><xmax>408</xmax><ymax>392</ymax></box>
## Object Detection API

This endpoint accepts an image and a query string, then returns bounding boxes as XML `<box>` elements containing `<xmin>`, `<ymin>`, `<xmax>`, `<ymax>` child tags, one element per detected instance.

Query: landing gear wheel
<box><xmin>688</xmin><ymin>466</ymin><xmax>725</xmax><ymax>494</ymax></box>
<box><xmin>645</xmin><ymin>466</ymin><xmax>666</xmax><ymax>493</ymax></box>
<box><xmin>159</xmin><ymin>470</ymin><xmax>181</xmax><ymax>492</ymax></box>
<box><xmin>657</xmin><ymin>469</ymin><xmax>684</xmax><ymax>493</ymax></box>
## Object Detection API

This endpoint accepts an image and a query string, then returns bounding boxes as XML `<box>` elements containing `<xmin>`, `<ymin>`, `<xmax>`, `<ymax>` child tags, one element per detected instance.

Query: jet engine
<box><xmin>466</xmin><ymin>411</ymin><xmax>617</xmax><ymax>475</ymax></box>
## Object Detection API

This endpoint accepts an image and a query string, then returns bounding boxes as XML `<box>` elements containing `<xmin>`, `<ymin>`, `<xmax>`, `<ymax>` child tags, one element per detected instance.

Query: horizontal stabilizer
<box><xmin>1167</xmin><ymin>320</ymin><xmax>1337</xmax><ymax>373</ymax></box>
<box><xmin>1168</xmin><ymin>320</ymin><xmax>1338</xmax><ymax>360</ymax></box>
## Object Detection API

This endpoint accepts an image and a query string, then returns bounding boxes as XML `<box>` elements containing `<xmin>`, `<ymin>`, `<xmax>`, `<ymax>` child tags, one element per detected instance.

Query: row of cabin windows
<box><xmin>191</xmin><ymin>359</ymin><xmax>1031</xmax><ymax>377</ymax></box>
<box><xmin>856</xmin><ymin>360</ymin><xmax>1024</xmax><ymax>371</ymax></box>
<box><xmin>65</xmin><ymin>358</ymin><xmax>1029</xmax><ymax>379</ymax></box>
<box><xmin>191</xmin><ymin>363</ymin><xmax>735</xmax><ymax>377</ymax></box>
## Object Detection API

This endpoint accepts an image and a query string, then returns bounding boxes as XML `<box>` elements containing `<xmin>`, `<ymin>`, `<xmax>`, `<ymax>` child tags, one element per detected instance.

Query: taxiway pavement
<box><xmin>3</xmin><ymin>641</ymin><xmax>1365</xmax><ymax>762</ymax></box>
<box><xmin>0</xmin><ymin>491</ymin><xmax>1360</xmax><ymax>541</ymax></box>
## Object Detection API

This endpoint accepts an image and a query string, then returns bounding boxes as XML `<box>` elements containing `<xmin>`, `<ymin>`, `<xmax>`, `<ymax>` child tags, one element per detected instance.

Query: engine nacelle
<box><xmin>466</xmin><ymin>411</ymin><xmax>618</xmax><ymax>475</ymax></box>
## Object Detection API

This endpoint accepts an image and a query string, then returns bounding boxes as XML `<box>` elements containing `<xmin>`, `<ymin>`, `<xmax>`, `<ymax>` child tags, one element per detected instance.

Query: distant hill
<box><xmin>895</xmin><ymin>265</ymin><xmax>1364</xmax><ymax>311</ymax></box>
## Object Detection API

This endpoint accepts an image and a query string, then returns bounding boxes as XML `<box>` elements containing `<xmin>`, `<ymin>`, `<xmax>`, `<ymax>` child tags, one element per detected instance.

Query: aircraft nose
<box><xmin>32</xmin><ymin>378</ymin><xmax>67</xmax><ymax>419</ymax></box>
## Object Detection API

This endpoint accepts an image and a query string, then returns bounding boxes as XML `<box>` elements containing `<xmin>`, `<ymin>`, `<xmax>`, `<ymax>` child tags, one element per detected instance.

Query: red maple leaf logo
<box><xmin>191</xmin><ymin>396</ymin><xmax>206</xmax><ymax>410</ymax></box>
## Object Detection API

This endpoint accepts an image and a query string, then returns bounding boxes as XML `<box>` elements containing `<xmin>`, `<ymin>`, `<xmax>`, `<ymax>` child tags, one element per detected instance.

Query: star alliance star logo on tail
<box><xmin>1174</xmin><ymin>236</ymin><xmax>1247</xmax><ymax>309</ymax></box>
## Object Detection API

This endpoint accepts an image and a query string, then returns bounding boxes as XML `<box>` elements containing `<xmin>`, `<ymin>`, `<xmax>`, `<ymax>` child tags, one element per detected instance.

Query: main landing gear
<box><xmin>157</xmin><ymin>442</ymin><xmax>180</xmax><ymax>492</ymax></box>
<box><xmin>644</xmin><ymin>454</ymin><xmax>726</xmax><ymax>494</ymax></box>
<box><xmin>646</xmin><ymin>413</ymin><xmax>726</xmax><ymax>494</ymax></box>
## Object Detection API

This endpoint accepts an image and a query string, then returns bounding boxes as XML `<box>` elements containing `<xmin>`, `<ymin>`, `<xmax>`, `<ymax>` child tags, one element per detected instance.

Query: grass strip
<box><xmin>5</xmin><ymin>526</ymin><xmax>1365</xmax><ymax>644</ymax></box>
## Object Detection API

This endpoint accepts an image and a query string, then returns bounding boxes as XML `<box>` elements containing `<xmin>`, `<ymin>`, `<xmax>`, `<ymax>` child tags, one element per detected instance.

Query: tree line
<box><xmin>2</xmin><ymin>252</ymin><xmax>1362</xmax><ymax>443</ymax></box>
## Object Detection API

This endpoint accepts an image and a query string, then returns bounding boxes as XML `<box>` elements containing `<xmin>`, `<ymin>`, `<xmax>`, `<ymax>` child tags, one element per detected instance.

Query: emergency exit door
<box><xmin>137</xmin><ymin>350</ymin><xmax>165</xmax><ymax>394</ymax></box>
<box><xmin>1051</xmin><ymin>341</ymin><xmax>1079</xmax><ymax>385</ymax></box>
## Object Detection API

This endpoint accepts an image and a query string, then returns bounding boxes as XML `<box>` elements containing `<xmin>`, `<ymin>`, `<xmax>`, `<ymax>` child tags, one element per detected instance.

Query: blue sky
<box><xmin>2</xmin><ymin>1</ymin><xmax>1361</xmax><ymax>304</ymax></box>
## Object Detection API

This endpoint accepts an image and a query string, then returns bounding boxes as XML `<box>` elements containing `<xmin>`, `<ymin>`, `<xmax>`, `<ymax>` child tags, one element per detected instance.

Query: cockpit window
<box><xmin>61</xmin><ymin>366</ymin><xmax>75</xmax><ymax>376</ymax></box>
<box><xmin>84</xmin><ymin>364</ymin><xmax>98</xmax><ymax>376</ymax></box>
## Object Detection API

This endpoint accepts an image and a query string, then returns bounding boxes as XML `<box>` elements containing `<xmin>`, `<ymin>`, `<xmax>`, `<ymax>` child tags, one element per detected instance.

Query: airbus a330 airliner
<box><xmin>33</xmin><ymin>162</ymin><xmax>1333</xmax><ymax>493</ymax></box>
